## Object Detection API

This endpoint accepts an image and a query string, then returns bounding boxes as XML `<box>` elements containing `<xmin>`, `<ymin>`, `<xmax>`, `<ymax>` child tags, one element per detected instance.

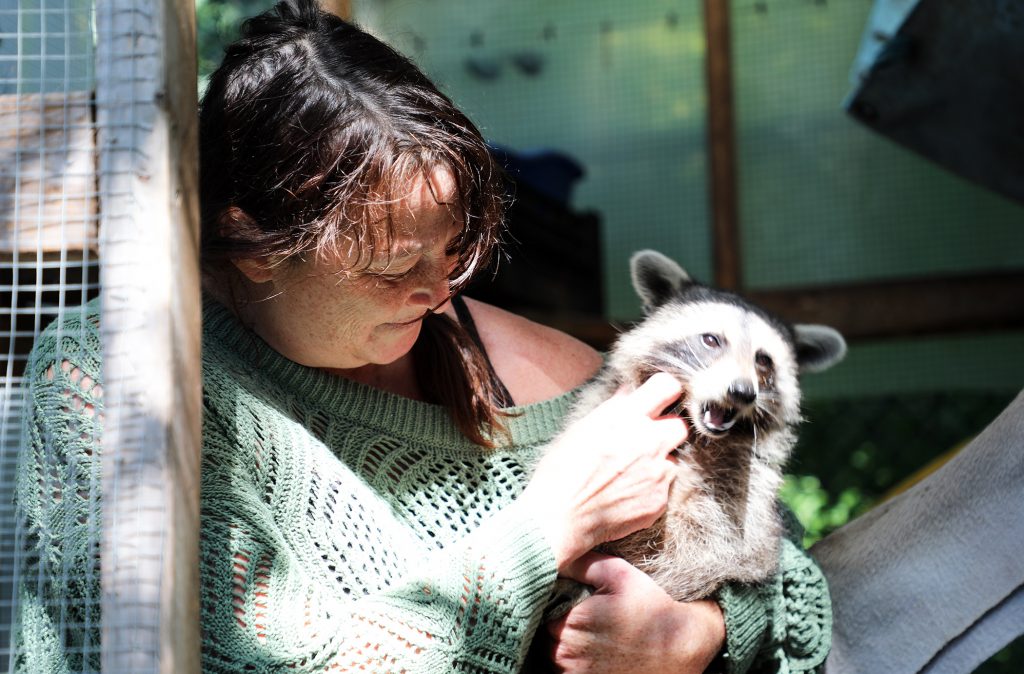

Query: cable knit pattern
<box><xmin>15</xmin><ymin>296</ymin><xmax>832</xmax><ymax>673</ymax></box>
<box><xmin>716</xmin><ymin>515</ymin><xmax>832</xmax><ymax>674</ymax></box>
<box><xmin>758</xmin><ymin>538</ymin><xmax>832</xmax><ymax>674</ymax></box>
<box><xmin>14</xmin><ymin>303</ymin><xmax>104</xmax><ymax>674</ymax></box>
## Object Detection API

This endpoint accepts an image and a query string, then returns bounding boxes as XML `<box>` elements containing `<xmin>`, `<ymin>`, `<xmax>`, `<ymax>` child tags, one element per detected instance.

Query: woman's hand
<box><xmin>520</xmin><ymin>372</ymin><xmax>688</xmax><ymax>572</ymax></box>
<box><xmin>541</xmin><ymin>553</ymin><xmax>726</xmax><ymax>674</ymax></box>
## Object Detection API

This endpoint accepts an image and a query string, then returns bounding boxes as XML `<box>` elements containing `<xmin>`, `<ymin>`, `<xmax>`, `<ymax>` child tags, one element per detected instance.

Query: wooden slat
<box><xmin>702</xmin><ymin>0</ymin><xmax>742</xmax><ymax>291</ymax></box>
<box><xmin>748</xmin><ymin>271</ymin><xmax>1024</xmax><ymax>340</ymax></box>
<box><xmin>161</xmin><ymin>0</ymin><xmax>202</xmax><ymax>671</ymax></box>
<box><xmin>525</xmin><ymin>272</ymin><xmax>1024</xmax><ymax>349</ymax></box>
<box><xmin>97</xmin><ymin>0</ymin><xmax>201</xmax><ymax>671</ymax></box>
<box><xmin>0</xmin><ymin>92</ymin><xmax>98</xmax><ymax>253</ymax></box>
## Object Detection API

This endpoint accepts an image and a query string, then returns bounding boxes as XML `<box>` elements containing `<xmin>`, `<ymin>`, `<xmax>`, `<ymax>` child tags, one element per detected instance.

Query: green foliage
<box><xmin>779</xmin><ymin>474</ymin><xmax>871</xmax><ymax>547</ymax></box>
<box><xmin>196</xmin><ymin>0</ymin><xmax>275</xmax><ymax>90</ymax></box>
<box><xmin>782</xmin><ymin>392</ymin><xmax>1013</xmax><ymax>543</ymax></box>
<box><xmin>975</xmin><ymin>638</ymin><xmax>1024</xmax><ymax>674</ymax></box>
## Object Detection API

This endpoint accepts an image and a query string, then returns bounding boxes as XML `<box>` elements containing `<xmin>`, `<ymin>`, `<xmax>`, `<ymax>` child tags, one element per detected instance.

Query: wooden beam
<box><xmin>528</xmin><ymin>272</ymin><xmax>1024</xmax><ymax>349</ymax></box>
<box><xmin>748</xmin><ymin>271</ymin><xmax>1024</xmax><ymax>341</ymax></box>
<box><xmin>703</xmin><ymin>0</ymin><xmax>743</xmax><ymax>291</ymax></box>
<box><xmin>161</xmin><ymin>0</ymin><xmax>202</xmax><ymax>671</ymax></box>
<box><xmin>97</xmin><ymin>0</ymin><xmax>201</xmax><ymax>671</ymax></box>
<box><xmin>319</xmin><ymin>0</ymin><xmax>352</xmax><ymax>20</ymax></box>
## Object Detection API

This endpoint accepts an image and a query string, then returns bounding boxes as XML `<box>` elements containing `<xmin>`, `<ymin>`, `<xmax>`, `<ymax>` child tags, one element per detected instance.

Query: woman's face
<box><xmin>237</xmin><ymin>169</ymin><xmax>462</xmax><ymax>372</ymax></box>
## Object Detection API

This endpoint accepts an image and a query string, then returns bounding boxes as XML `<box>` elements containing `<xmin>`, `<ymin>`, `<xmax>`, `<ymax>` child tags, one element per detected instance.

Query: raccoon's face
<box><xmin>614</xmin><ymin>250</ymin><xmax>847</xmax><ymax>442</ymax></box>
<box><xmin>614</xmin><ymin>301</ymin><xmax>802</xmax><ymax>440</ymax></box>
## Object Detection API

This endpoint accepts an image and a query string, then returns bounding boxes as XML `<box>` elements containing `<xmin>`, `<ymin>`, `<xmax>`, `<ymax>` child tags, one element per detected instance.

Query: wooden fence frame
<box><xmin>96</xmin><ymin>0</ymin><xmax>201</xmax><ymax>671</ymax></box>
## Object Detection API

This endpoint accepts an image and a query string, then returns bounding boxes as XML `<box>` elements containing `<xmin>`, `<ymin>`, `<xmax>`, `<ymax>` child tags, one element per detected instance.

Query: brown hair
<box><xmin>199</xmin><ymin>0</ymin><xmax>511</xmax><ymax>445</ymax></box>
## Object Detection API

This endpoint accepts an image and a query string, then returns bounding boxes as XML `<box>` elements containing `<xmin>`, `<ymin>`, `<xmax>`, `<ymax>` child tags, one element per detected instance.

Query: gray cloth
<box><xmin>813</xmin><ymin>388</ymin><xmax>1024</xmax><ymax>674</ymax></box>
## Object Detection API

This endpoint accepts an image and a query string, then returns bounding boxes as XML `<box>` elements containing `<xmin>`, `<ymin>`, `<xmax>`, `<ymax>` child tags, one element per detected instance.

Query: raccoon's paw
<box><xmin>543</xmin><ymin>577</ymin><xmax>592</xmax><ymax>623</ymax></box>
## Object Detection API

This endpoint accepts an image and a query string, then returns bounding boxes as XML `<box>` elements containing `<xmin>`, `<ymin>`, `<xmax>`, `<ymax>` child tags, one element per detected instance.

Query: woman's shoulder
<box><xmin>26</xmin><ymin>299</ymin><xmax>104</xmax><ymax>380</ymax></box>
<box><xmin>458</xmin><ymin>297</ymin><xmax>604</xmax><ymax>406</ymax></box>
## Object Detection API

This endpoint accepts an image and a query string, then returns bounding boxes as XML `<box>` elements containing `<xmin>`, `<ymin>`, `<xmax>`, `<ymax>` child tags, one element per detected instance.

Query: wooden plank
<box><xmin>160</xmin><ymin>0</ymin><xmax>202</xmax><ymax>671</ymax></box>
<box><xmin>748</xmin><ymin>271</ymin><xmax>1024</xmax><ymax>341</ymax></box>
<box><xmin>702</xmin><ymin>0</ymin><xmax>742</xmax><ymax>291</ymax></box>
<box><xmin>524</xmin><ymin>272</ymin><xmax>1024</xmax><ymax>349</ymax></box>
<box><xmin>0</xmin><ymin>92</ymin><xmax>98</xmax><ymax>253</ymax></box>
<box><xmin>97</xmin><ymin>0</ymin><xmax>201</xmax><ymax>671</ymax></box>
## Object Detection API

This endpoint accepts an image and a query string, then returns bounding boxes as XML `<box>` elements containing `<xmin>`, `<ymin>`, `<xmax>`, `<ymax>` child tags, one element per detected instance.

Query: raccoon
<box><xmin>560</xmin><ymin>250</ymin><xmax>846</xmax><ymax>603</ymax></box>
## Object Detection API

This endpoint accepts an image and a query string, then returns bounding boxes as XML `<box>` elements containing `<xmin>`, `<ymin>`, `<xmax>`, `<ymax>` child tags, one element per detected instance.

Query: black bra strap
<box><xmin>451</xmin><ymin>295</ymin><xmax>515</xmax><ymax>408</ymax></box>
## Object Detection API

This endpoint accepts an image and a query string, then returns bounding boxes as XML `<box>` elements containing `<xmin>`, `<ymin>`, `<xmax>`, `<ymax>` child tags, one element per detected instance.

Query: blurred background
<box><xmin>201</xmin><ymin>0</ymin><xmax>1024</xmax><ymax>542</ymax></box>
<box><xmin>198</xmin><ymin>0</ymin><xmax>1024</xmax><ymax>667</ymax></box>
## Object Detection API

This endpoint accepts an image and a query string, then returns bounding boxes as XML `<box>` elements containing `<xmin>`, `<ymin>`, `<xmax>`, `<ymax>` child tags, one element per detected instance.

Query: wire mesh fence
<box><xmin>1</xmin><ymin>0</ymin><xmax>199</xmax><ymax>670</ymax></box>
<box><xmin>1</xmin><ymin>0</ymin><xmax>101</xmax><ymax>669</ymax></box>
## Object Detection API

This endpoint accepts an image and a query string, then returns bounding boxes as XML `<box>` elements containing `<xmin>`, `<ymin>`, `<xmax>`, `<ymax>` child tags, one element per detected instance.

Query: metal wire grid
<box><xmin>1</xmin><ymin>0</ymin><xmax>100</xmax><ymax>670</ymax></box>
<box><xmin>730</xmin><ymin>0</ymin><xmax>1024</xmax><ymax>289</ymax></box>
<box><xmin>356</xmin><ymin>0</ymin><xmax>712</xmax><ymax>322</ymax></box>
<box><xmin>0</xmin><ymin>0</ymin><xmax>186</xmax><ymax>670</ymax></box>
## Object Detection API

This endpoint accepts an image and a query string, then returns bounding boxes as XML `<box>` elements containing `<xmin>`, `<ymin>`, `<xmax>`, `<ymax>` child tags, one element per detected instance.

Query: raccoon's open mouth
<box><xmin>700</xmin><ymin>403</ymin><xmax>738</xmax><ymax>433</ymax></box>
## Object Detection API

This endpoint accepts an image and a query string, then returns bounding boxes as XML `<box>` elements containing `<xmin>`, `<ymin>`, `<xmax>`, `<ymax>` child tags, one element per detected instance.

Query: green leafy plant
<box><xmin>196</xmin><ymin>0</ymin><xmax>274</xmax><ymax>90</ymax></box>
<box><xmin>779</xmin><ymin>473</ymin><xmax>871</xmax><ymax>547</ymax></box>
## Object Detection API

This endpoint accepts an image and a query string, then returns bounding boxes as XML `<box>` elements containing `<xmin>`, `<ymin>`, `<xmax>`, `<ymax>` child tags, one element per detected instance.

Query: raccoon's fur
<box><xmin>560</xmin><ymin>250</ymin><xmax>846</xmax><ymax>603</ymax></box>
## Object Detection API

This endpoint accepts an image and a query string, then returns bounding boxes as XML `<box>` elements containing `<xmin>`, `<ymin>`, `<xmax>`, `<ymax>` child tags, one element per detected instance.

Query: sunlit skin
<box><xmin>231</xmin><ymin>168</ymin><xmax>461</xmax><ymax>398</ymax></box>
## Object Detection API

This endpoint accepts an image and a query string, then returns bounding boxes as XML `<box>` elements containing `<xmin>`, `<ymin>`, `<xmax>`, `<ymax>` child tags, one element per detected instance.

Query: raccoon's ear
<box><xmin>630</xmin><ymin>250</ymin><xmax>692</xmax><ymax>312</ymax></box>
<box><xmin>793</xmin><ymin>324</ymin><xmax>847</xmax><ymax>373</ymax></box>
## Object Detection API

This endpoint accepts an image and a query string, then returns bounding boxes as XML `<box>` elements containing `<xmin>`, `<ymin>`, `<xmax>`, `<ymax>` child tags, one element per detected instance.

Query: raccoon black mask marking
<box><xmin>559</xmin><ymin>250</ymin><xmax>846</xmax><ymax>603</ymax></box>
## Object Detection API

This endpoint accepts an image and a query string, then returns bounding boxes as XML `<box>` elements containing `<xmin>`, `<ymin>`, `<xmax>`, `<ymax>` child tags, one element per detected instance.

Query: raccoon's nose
<box><xmin>727</xmin><ymin>379</ymin><xmax>757</xmax><ymax>406</ymax></box>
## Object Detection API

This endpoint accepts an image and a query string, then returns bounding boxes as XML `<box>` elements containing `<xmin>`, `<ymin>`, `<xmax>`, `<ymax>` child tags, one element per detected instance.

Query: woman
<box><xmin>16</xmin><ymin>1</ymin><xmax>832</xmax><ymax>672</ymax></box>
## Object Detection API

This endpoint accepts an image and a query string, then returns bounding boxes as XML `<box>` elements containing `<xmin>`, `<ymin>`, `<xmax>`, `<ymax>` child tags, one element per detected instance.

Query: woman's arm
<box><xmin>451</xmin><ymin>297</ymin><xmax>604</xmax><ymax>405</ymax></box>
<box><xmin>15</xmin><ymin>308</ymin><xmax>105</xmax><ymax>674</ymax></box>
<box><xmin>201</xmin><ymin>407</ymin><xmax>559</xmax><ymax>674</ymax></box>
<box><xmin>201</xmin><ymin>375</ymin><xmax>691</xmax><ymax>673</ymax></box>
<box><xmin>536</xmin><ymin>512</ymin><xmax>831</xmax><ymax>674</ymax></box>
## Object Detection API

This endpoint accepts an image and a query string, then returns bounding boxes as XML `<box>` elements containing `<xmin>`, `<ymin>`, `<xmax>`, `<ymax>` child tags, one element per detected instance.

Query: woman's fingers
<box><xmin>525</xmin><ymin>371</ymin><xmax>692</xmax><ymax>569</ymax></box>
<box><xmin>651</xmin><ymin>416</ymin><xmax>688</xmax><ymax>457</ymax></box>
<box><xmin>606</xmin><ymin>373</ymin><xmax>688</xmax><ymax>455</ymax></box>
<box><xmin>559</xmin><ymin>551</ymin><xmax>634</xmax><ymax>590</ymax></box>
<box><xmin>630</xmin><ymin>373</ymin><xmax>688</xmax><ymax>455</ymax></box>
<box><xmin>623</xmin><ymin>372</ymin><xmax>684</xmax><ymax>419</ymax></box>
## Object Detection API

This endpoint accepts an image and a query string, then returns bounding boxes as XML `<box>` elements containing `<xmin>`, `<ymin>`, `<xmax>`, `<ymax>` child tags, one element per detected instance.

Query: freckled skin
<box><xmin>232</xmin><ymin>169</ymin><xmax>461</xmax><ymax>395</ymax></box>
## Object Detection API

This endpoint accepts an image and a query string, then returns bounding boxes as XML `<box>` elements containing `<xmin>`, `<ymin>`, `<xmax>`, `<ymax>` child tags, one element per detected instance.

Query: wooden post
<box><xmin>703</xmin><ymin>0</ymin><xmax>743</xmax><ymax>291</ymax></box>
<box><xmin>97</xmin><ymin>0</ymin><xmax>201</xmax><ymax>670</ymax></box>
<box><xmin>320</xmin><ymin>0</ymin><xmax>352</xmax><ymax>20</ymax></box>
<box><xmin>160</xmin><ymin>0</ymin><xmax>202</xmax><ymax>671</ymax></box>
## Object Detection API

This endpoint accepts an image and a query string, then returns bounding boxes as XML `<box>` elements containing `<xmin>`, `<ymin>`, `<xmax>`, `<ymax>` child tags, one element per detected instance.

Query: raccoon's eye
<box><xmin>755</xmin><ymin>351</ymin><xmax>774</xmax><ymax>369</ymax></box>
<box><xmin>701</xmin><ymin>333</ymin><xmax>721</xmax><ymax>348</ymax></box>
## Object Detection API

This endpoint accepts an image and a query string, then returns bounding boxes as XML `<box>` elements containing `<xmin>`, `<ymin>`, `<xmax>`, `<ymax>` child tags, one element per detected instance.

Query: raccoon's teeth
<box><xmin>703</xmin><ymin>405</ymin><xmax>737</xmax><ymax>432</ymax></box>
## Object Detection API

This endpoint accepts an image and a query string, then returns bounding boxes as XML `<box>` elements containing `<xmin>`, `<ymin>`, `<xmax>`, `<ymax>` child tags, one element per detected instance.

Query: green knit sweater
<box><xmin>15</xmin><ymin>298</ymin><xmax>831</xmax><ymax>673</ymax></box>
